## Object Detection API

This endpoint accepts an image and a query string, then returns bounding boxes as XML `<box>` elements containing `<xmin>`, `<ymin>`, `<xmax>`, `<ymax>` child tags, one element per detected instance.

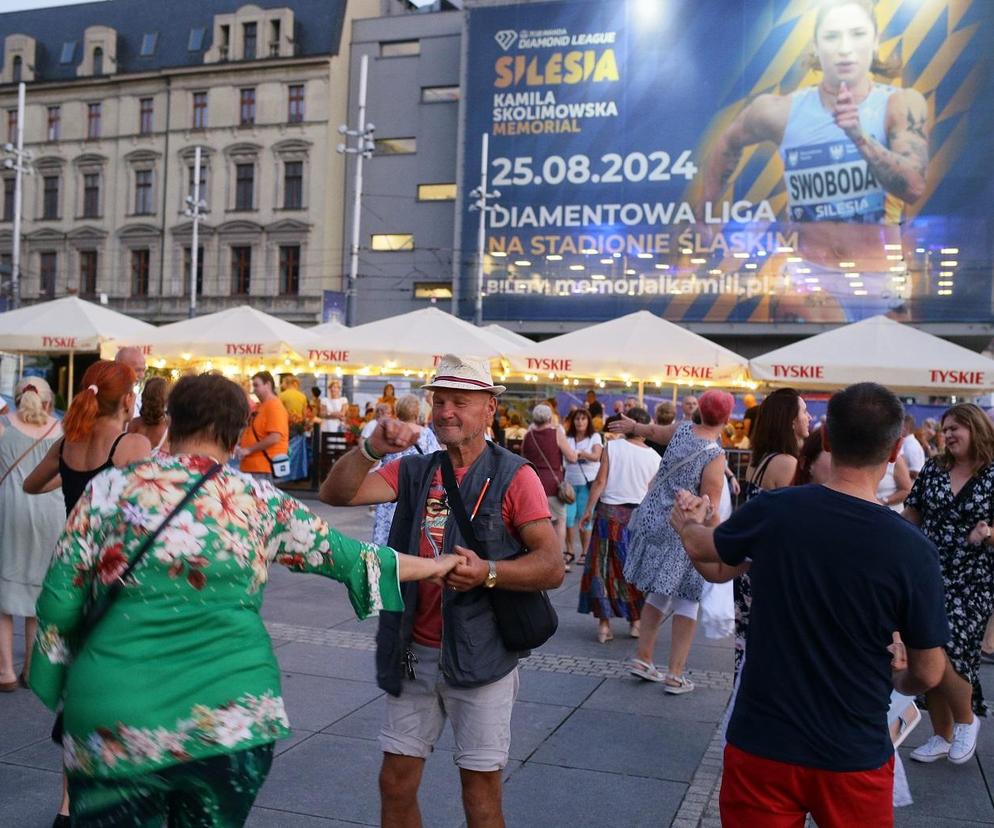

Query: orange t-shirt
<box><xmin>240</xmin><ymin>397</ymin><xmax>290</xmax><ymax>474</ymax></box>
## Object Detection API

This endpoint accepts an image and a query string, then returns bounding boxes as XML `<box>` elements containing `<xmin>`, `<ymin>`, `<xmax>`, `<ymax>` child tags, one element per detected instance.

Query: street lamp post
<box><xmin>183</xmin><ymin>145</ymin><xmax>209</xmax><ymax>318</ymax></box>
<box><xmin>3</xmin><ymin>82</ymin><xmax>33</xmax><ymax>310</ymax></box>
<box><xmin>468</xmin><ymin>132</ymin><xmax>501</xmax><ymax>327</ymax></box>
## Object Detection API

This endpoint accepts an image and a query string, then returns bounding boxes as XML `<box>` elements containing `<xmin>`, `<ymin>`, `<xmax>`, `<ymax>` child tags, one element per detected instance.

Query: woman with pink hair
<box><xmin>608</xmin><ymin>390</ymin><xmax>735</xmax><ymax>694</ymax></box>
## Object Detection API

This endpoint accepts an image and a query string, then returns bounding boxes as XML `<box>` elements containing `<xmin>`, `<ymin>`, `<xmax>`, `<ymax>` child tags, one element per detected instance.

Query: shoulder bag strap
<box><xmin>439</xmin><ymin>452</ymin><xmax>484</xmax><ymax>556</ymax></box>
<box><xmin>250</xmin><ymin>412</ymin><xmax>277</xmax><ymax>467</ymax></box>
<box><xmin>75</xmin><ymin>462</ymin><xmax>224</xmax><ymax>647</ymax></box>
<box><xmin>0</xmin><ymin>419</ymin><xmax>59</xmax><ymax>490</ymax></box>
<box><xmin>654</xmin><ymin>444</ymin><xmax>719</xmax><ymax>490</ymax></box>
<box><xmin>525</xmin><ymin>429</ymin><xmax>564</xmax><ymax>484</ymax></box>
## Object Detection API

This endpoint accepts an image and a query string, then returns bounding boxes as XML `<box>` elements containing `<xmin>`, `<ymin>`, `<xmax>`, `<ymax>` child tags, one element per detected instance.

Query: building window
<box><xmin>140</xmin><ymin>32</ymin><xmax>158</xmax><ymax>57</ymax></box>
<box><xmin>417</xmin><ymin>183</ymin><xmax>457</xmax><ymax>201</ymax></box>
<box><xmin>60</xmin><ymin>42</ymin><xmax>76</xmax><ymax>64</ymax></box>
<box><xmin>139</xmin><ymin>98</ymin><xmax>154</xmax><ymax>135</ymax></box>
<box><xmin>371</xmin><ymin>234</ymin><xmax>414</xmax><ymax>252</ymax></box>
<box><xmin>134</xmin><ymin>169</ymin><xmax>153</xmax><ymax>215</ymax></box>
<box><xmin>287</xmin><ymin>84</ymin><xmax>305</xmax><ymax>124</ymax></box>
<box><xmin>42</xmin><ymin>176</ymin><xmax>59</xmax><ymax>220</ymax></box>
<box><xmin>231</xmin><ymin>246</ymin><xmax>251</xmax><ymax>295</ymax></box>
<box><xmin>279</xmin><ymin>245</ymin><xmax>300</xmax><ymax>295</ymax></box>
<box><xmin>234</xmin><ymin>163</ymin><xmax>254</xmax><ymax>210</ymax></box>
<box><xmin>187</xmin><ymin>163</ymin><xmax>207</xmax><ymax>201</ymax></box>
<box><xmin>2</xmin><ymin>178</ymin><xmax>13</xmax><ymax>222</ymax></box>
<box><xmin>131</xmin><ymin>248</ymin><xmax>150</xmax><ymax>296</ymax></box>
<box><xmin>12</xmin><ymin>56</ymin><xmax>22</xmax><ymax>83</ymax></box>
<box><xmin>87</xmin><ymin>103</ymin><xmax>102</xmax><ymax>139</ymax></box>
<box><xmin>283</xmin><ymin>161</ymin><xmax>302</xmax><ymax>209</ymax></box>
<box><xmin>82</xmin><ymin>173</ymin><xmax>100</xmax><ymax>218</ymax></box>
<box><xmin>269</xmin><ymin>20</ymin><xmax>281</xmax><ymax>56</ymax></box>
<box><xmin>192</xmin><ymin>91</ymin><xmax>208</xmax><ymax>129</ymax></box>
<box><xmin>239</xmin><ymin>88</ymin><xmax>255</xmax><ymax>126</ymax></box>
<box><xmin>40</xmin><ymin>252</ymin><xmax>57</xmax><ymax>298</ymax></box>
<box><xmin>6</xmin><ymin>109</ymin><xmax>16</xmax><ymax>143</ymax></box>
<box><xmin>188</xmin><ymin>27</ymin><xmax>206</xmax><ymax>51</ymax></box>
<box><xmin>220</xmin><ymin>24</ymin><xmax>231</xmax><ymax>59</ymax></box>
<box><xmin>184</xmin><ymin>246</ymin><xmax>204</xmax><ymax>296</ymax></box>
<box><xmin>413</xmin><ymin>281</ymin><xmax>453</xmax><ymax>300</ymax></box>
<box><xmin>93</xmin><ymin>47</ymin><xmax>104</xmax><ymax>76</ymax></box>
<box><xmin>79</xmin><ymin>250</ymin><xmax>98</xmax><ymax>295</ymax></box>
<box><xmin>374</xmin><ymin>137</ymin><xmax>416</xmax><ymax>155</ymax></box>
<box><xmin>47</xmin><ymin>106</ymin><xmax>61</xmax><ymax>141</ymax></box>
<box><xmin>421</xmin><ymin>86</ymin><xmax>460</xmax><ymax>103</ymax></box>
<box><xmin>380</xmin><ymin>40</ymin><xmax>420</xmax><ymax>57</ymax></box>
<box><xmin>243</xmin><ymin>22</ymin><xmax>257</xmax><ymax>60</ymax></box>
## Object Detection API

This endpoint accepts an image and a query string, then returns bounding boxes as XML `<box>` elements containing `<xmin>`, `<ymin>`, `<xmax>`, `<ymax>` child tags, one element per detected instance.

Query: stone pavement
<box><xmin>2</xmin><ymin>501</ymin><xmax>994</xmax><ymax>826</ymax></box>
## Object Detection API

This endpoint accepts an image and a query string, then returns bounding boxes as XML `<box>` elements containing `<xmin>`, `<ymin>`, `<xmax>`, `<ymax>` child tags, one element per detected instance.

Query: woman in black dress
<box><xmin>904</xmin><ymin>404</ymin><xmax>994</xmax><ymax>766</ymax></box>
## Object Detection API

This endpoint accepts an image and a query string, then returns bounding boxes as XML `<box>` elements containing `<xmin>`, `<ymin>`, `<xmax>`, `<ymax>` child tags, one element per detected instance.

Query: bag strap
<box><xmin>439</xmin><ymin>452</ymin><xmax>484</xmax><ymax>557</ymax></box>
<box><xmin>525</xmin><ymin>429</ymin><xmax>564</xmax><ymax>484</ymax></box>
<box><xmin>75</xmin><ymin>463</ymin><xmax>223</xmax><ymax>647</ymax></box>
<box><xmin>251</xmin><ymin>413</ymin><xmax>277</xmax><ymax>468</ymax></box>
<box><xmin>653</xmin><ymin>443</ymin><xmax>719</xmax><ymax>490</ymax></box>
<box><xmin>0</xmin><ymin>418</ymin><xmax>59</xmax><ymax>490</ymax></box>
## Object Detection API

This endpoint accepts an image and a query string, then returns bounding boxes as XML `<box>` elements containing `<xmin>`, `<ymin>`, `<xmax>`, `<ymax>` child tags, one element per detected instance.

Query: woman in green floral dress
<box><xmin>30</xmin><ymin>374</ymin><xmax>456</xmax><ymax>827</ymax></box>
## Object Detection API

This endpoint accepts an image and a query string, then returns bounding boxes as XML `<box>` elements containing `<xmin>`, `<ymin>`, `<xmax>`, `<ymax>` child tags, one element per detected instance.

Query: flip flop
<box><xmin>624</xmin><ymin>657</ymin><xmax>666</xmax><ymax>682</ymax></box>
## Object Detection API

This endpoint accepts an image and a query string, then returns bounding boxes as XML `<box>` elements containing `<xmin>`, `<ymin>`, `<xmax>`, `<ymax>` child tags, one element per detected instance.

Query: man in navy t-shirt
<box><xmin>672</xmin><ymin>383</ymin><xmax>949</xmax><ymax>828</ymax></box>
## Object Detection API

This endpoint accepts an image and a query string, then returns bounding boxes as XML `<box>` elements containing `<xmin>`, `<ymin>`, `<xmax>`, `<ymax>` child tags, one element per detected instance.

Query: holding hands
<box><xmin>670</xmin><ymin>489</ymin><xmax>713</xmax><ymax>534</ymax></box>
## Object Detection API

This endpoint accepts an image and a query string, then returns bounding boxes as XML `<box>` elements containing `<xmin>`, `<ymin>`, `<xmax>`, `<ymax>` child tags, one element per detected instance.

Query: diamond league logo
<box><xmin>494</xmin><ymin>29</ymin><xmax>518</xmax><ymax>51</ymax></box>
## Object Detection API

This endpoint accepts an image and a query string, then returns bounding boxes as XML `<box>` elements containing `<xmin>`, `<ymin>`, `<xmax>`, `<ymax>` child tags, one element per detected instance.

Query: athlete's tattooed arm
<box><xmin>852</xmin><ymin>89</ymin><xmax>929</xmax><ymax>204</ymax></box>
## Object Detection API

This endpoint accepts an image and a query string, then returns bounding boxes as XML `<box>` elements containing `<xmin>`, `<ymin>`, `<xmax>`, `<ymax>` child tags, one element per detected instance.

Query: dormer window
<box><xmin>12</xmin><ymin>57</ymin><xmax>21</xmax><ymax>83</ymax></box>
<box><xmin>93</xmin><ymin>47</ymin><xmax>104</xmax><ymax>76</ymax></box>
<box><xmin>60</xmin><ymin>41</ymin><xmax>76</xmax><ymax>64</ymax></box>
<box><xmin>140</xmin><ymin>33</ymin><xmax>158</xmax><ymax>57</ymax></box>
<box><xmin>243</xmin><ymin>23</ymin><xmax>257</xmax><ymax>60</ymax></box>
<box><xmin>188</xmin><ymin>27</ymin><xmax>206</xmax><ymax>51</ymax></box>
<box><xmin>269</xmin><ymin>20</ymin><xmax>281</xmax><ymax>56</ymax></box>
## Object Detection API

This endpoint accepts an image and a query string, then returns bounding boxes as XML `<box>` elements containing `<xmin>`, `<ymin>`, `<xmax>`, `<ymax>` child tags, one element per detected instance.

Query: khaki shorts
<box><xmin>547</xmin><ymin>495</ymin><xmax>566</xmax><ymax>522</ymax></box>
<box><xmin>379</xmin><ymin>643</ymin><xmax>519</xmax><ymax>772</ymax></box>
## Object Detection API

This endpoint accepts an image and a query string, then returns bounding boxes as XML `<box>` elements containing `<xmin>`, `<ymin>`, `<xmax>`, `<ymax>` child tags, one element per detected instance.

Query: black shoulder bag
<box><xmin>439</xmin><ymin>453</ymin><xmax>558</xmax><ymax>652</ymax></box>
<box><xmin>50</xmin><ymin>463</ymin><xmax>223</xmax><ymax>744</ymax></box>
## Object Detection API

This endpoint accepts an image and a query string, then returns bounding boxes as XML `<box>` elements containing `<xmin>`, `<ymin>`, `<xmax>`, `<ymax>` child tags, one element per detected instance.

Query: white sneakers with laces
<box><xmin>909</xmin><ymin>734</ymin><xmax>950</xmax><ymax>763</ymax></box>
<box><xmin>949</xmin><ymin>716</ymin><xmax>981</xmax><ymax>765</ymax></box>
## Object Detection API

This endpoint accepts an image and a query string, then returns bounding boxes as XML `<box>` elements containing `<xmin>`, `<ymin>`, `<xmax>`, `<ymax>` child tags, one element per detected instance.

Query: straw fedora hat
<box><xmin>422</xmin><ymin>354</ymin><xmax>506</xmax><ymax>395</ymax></box>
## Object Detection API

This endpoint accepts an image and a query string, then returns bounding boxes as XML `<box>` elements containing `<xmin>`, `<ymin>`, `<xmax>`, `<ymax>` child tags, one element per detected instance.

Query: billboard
<box><xmin>460</xmin><ymin>0</ymin><xmax>994</xmax><ymax>325</ymax></box>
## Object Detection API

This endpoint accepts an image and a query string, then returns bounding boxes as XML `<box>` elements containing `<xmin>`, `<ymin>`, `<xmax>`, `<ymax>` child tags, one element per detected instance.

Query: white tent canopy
<box><xmin>750</xmin><ymin>315</ymin><xmax>994</xmax><ymax>394</ymax></box>
<box><xmin>507</xmin><ymin>311</ymin><xmax>750</xmax><ymax>386</ymax></box>
<box><xmin>101</xmin><ymin>305</ymin><xmax>314</xmax><ymax>362</ymax></box>
<box><xmin>0</xmin><ymin>296</ymin><xmax>155</xmax><ymax>353</ymax></box>
<box><xmin>482</xmin><ymin>324</ymin><xmax>531</xmax><ymax>351</ymax></box>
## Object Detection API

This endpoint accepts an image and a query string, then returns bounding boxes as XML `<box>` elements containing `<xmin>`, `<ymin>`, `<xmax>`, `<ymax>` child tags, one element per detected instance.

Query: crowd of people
<box><xmin>2</xmin><ymin>346</ymin><xmax>994</xmax><ymax>826</ymax></box>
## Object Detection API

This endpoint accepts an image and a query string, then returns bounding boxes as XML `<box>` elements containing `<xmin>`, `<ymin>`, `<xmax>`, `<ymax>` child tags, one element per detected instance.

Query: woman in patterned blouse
<box><xmin>29</xmin><ymin>374</ymin><xmax>456</xmax><ymax>827</ymax></box>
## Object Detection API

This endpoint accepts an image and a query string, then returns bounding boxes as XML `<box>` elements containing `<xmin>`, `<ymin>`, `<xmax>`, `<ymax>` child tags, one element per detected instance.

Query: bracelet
<box><xmin>360</xmin><ymin>438</ymin><xmax>383</xmax><ymax>463</ymax></box>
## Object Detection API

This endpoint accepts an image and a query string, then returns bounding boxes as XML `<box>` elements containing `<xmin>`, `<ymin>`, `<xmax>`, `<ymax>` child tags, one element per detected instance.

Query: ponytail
<box><xmin>62</xmin><ymin>360</ymin><xmax>136</xmax><ymax>442</ymax></box>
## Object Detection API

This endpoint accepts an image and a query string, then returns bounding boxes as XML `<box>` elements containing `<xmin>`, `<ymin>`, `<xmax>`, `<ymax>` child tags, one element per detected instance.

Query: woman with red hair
<box><xmin>608</xmin><ymin>390</ymin><xmax>735</xmax><ymax>694</ymax></box>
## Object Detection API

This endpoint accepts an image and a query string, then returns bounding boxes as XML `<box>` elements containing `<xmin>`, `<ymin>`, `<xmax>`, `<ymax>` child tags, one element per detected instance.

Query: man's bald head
<box><xmin>116</xmin><ymin>347</ymin><xmax>147</xmax><ymax>383</ymax></box>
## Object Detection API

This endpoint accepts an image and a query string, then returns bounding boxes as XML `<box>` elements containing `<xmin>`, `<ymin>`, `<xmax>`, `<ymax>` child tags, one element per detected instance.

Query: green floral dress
<box><xmin>30</xmin><ymin>454</ymin><xmax>402</xmax><ymax>780</ymax></box>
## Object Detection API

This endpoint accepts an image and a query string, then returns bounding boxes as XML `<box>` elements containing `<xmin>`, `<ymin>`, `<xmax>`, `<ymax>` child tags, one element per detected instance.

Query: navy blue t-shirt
<box><xmin>715</xmin><ymin>484</ymin><xmax>949</xmax><ymax>772</ymax></box>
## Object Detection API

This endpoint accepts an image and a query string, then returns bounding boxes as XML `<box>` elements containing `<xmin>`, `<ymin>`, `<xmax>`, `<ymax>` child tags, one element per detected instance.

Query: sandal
<box><xmin>663</xmin><ymin>674</ymin><xmax>695</xmax><ymax>695</ymax></box>
<box><xmin>624</xmin><ymin>657</ymin><xmax>666</xmax><ymax>682</ymax></box>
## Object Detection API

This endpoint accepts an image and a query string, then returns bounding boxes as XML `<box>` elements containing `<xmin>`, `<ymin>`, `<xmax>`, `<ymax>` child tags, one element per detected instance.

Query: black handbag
<box><xmin>50</xmin><ymin>463</ymin><xmax>223</xmax><ymax>745</ymax></box>
<box><xmin>439</xmin><ymin>453</ymin><xmax>558</xmax><ymax>652</ymax></box>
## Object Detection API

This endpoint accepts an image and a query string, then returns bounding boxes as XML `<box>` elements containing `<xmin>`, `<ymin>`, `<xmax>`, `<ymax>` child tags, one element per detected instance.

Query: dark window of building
<box><xmin>139</xmin><ymin>98</ymin><xmax>154</xmax><ymax>134</ymax></box>
<box><xmin>2</xmin><ymin>178</ymin><xmax>13</xmax><ymax>222</ymax></box>
<box><xmin>188</xmin><ymin>27</ymin><xmax>206</xmax><ymax>51</ymax></box>
<box><xmin>6</xmin><ymin>109</ymin><xmax>16</xmax><ymax>143</ymax></box>
<box><xmin>87</xmin><ymin>103</ymin><xmax>102</xmax><ymax>139</ymax></box>
<box><xmin>42</xmin><ymin>176</ymin><xmax>59</xmax><ymax>219</ymax></box>
<box><xmin>421</xmin><ymin>86</ymin><xmax>460</xmax><ymax>103</ymax></box>
<box><xmin>279</xmin><ymin>244</ymin><xmax>299</xmax><ymax>295</ymax></box>
<box><xmin>83</xmin><ymin>173</ymin><xmax>100</xmax><ymax>218</ymax></box>
<box><xmin>184</xmin><ymin>246</ymin><xmax>204</xmax><ymax>296</ymax></box>
<box><xmin>231</xmin><ymin>246</ymin><xmax>251</xmax><ymax>295</ymax></box>
<box><xmin>192</xmin><ymin>91</ymin><xmax>208</xmax><ymax>129</ymax></box>
<box><xmin>220</xmin><ymin>25</ymin><xmax>231</xmax><ymax>59</ymax></box>
<box><xmin>235</xmin><ymin>163</ymin><xmax>254</xmax><ymax>210</ymax></box>
<box><xmin>239</xmin><ymin>88</ymin><xmax>255</xmax><ymax>125</ymax></box>
<box><xmin>134</xmin><ymin>169</ymin><xmax>153</xmax><ymax>215</ymax></box>
<box><xmin>243</xmin><ymin>23</ymin><xmax>257</xmax><ymax>60</ymax></box>
<box><xmin>374</xmin><ymin>137</ymin><xmax>416</xmax><ymax>155</ymax></box>
<box><xmin>140</xmin><ymin>33</ymin><xmax>158</xmax><ymax>57</ymax></box>
<box><xmin>131</xmin><ymin>248</ymin><xmax>150</xmax><ymax>296</ymax></box>
<box><xmin>283</xmin><ymin>161</ymin><xmax>302</xmax><ymax>209</ymax></box>
<box><xmin>269</xmin><ymin>20</ymin><xmax>281</xmax><ymax>55</ymax></box>
<box><xmin>1</xmin><ymin>254</ymin><xmax>12</xmax><ymax>285</ymax></box>
<box><xmin>60</xmin><ymin>42</ymin><xmax>76</xmax><ymax>64</ymax></box>
<box><xmin>12</xmin><ymin>56</ymin><xmax>22</xmax><ymax>83</ymax></box>
<box><xmin>93</xmin><ymin>47</ymin><xmax>104</xmax><ymax>76</ymax></box>
<box><xmin>79</xmin><ymin>250</ymin><xmax>98</xmax><ymax>295</ymax></box>
<box><xmin>187</xmin><ymin>163</ymin><xmax>207</xmax><ymax>201</ymax></box>
<box><xmin>40</xmin><ymin>251</ymin><xmax>57</xmax><ymax>298</ymax></box>
<box><xmin>47</xmin><ymin>106</ymin><xmax>61</xmax><ymax>141</ymax></box>
<box><xmin>380</xmin><ymin>40</ymin><xmax>420</xmax><ymax>57</ymax></box>
<box><xmin>288</xmin><ymin>84</ymin><xmax>304</xmax><ymax>123</ymax></box>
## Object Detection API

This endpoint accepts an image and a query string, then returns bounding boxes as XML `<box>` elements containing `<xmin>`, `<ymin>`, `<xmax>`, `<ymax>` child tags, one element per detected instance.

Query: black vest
<box><xmin>376</xmin><ymin>442</ymin><xmax>529</xmax><ymax>694</ymax></box>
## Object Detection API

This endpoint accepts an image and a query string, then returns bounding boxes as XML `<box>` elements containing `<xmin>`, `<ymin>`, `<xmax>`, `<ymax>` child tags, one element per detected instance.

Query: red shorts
<box><xmin>720</xmin><ymin>743</ymin><xmax>895</xmax><ymax>828</ymax></box>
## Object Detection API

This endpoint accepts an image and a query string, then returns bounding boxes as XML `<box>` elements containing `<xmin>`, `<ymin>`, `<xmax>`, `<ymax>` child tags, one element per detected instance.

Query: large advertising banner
<box><xmin>461</xmin><ymin>0</ymin><xmax>994</xmax><ymax>325</ymax></box>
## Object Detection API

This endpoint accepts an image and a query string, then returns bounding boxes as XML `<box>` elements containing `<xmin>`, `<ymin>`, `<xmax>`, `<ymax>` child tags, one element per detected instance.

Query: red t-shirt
<box><xmin>377</xmin><ymin>460</ymin><xmax>550</xmax><ymax>648</ymax></box>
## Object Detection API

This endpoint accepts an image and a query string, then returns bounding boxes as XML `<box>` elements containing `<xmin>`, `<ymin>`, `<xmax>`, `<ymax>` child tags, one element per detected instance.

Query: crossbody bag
<box><xmin>251</xmin><ymin>416</ymin><xmax>290</xmax><ymax>479</ymax></box>
<box><xmin>524</xmin><ymin>430</ymin><xmax>575</xmax><ymax>505</ymax></box>
<box><xmin>439</xmin><ymin>452</ymin><xmax>558</xmax><ymax>652</ymax></box>
<box><xmin>50</xmin><ymin>463</ymin><xmax>223</xmax><ymax>744</ymax></box>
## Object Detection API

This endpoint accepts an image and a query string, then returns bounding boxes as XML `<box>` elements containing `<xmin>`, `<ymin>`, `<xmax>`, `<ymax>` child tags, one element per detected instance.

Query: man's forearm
<box><xmin>492</xmin><ymin>548</ymin><xmax>563</xmax><ymax>591</ymax></box>
<box><xmin>320</xmin><ymin>447</ymin><xmax>376</xmax><ymax>505</ymax></box>
<box><xmin>679</xmin><ymin>523</ymin><xmax>721</xmax><ymax>564</ymax></box>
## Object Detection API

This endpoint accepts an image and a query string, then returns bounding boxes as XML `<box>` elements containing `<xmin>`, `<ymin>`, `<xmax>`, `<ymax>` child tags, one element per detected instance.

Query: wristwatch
<box><xmin>484</xmin><ymin>561</ymin><xmax>498</xmax><ymax>589</ymax></box>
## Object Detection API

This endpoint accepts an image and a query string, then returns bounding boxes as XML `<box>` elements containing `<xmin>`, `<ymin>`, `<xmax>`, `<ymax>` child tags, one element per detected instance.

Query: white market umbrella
<box><xmin>483</xmin><ymin>324</ymin><xmax>532</xmax><ymax>351</ymax></box>
<box><xmin>0</xmin><ymin>296</ymin><xmax>154</xmax><ymax>353</ymax></box>
<box><xmin>507</xmin><ymin>311</ymin><xmax>750</xmax><ymax>387</ymax></box>
<box><xmin>750</xmin><ymin>315</ymin><xmax>994</xmax><ymax>394</ymax></box>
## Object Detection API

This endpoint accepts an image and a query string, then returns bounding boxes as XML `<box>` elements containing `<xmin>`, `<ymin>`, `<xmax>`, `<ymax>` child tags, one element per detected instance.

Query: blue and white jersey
<box><xmin>780</xmin><ymin>83</ymin><xmax>900</xmax><ymax>224</ymax></box>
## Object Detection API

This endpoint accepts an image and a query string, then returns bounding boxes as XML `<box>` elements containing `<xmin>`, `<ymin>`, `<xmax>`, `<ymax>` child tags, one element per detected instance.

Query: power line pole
<box><xmin>3</xmin><ymin>82</ymin><xmax>33</xmax><ymax>310</ymax></box>
<box><xmin>469</xmin><ymin>132</ymin><xmax>500</xmax><ymax>326</ymax></box>
<box><xmin>337</xmin><ymin>53</ymin><xmax>375</xmax><ymax>326</ymax></box>
<box><xmin>183</xmin><ymin>145</ymin><xmax>208</xmax><ymax>318</ymax></box>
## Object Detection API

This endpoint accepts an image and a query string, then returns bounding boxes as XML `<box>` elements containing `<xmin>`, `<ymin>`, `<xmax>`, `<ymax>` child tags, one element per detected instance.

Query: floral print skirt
<box><xmin>577</xmin><ymin>503</ymin><xmax>645</xmax><ymax>622</ymax></box>
<box><xmin>943</xmin><ymin>579</ymin><xmax>994</xmax><ymax>717</ymax></box>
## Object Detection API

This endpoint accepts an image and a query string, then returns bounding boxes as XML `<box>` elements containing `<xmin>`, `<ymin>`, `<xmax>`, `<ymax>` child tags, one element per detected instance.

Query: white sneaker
<box><xmin>909</xmin><ymin>734</ymin><xmax>951</xmax><ymax>763</ymax></box>
<box><xmin>949</xmin><ymin>717</ymin><xmax>981</xmax><ymax>765</ymax></box>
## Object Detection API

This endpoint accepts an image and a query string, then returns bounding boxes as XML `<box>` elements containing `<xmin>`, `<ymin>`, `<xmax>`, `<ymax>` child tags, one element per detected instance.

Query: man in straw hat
<box><xmin>323</xmin><ymin>354</ymin><xmax>563</xmax><ymax>828</ymax></box>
